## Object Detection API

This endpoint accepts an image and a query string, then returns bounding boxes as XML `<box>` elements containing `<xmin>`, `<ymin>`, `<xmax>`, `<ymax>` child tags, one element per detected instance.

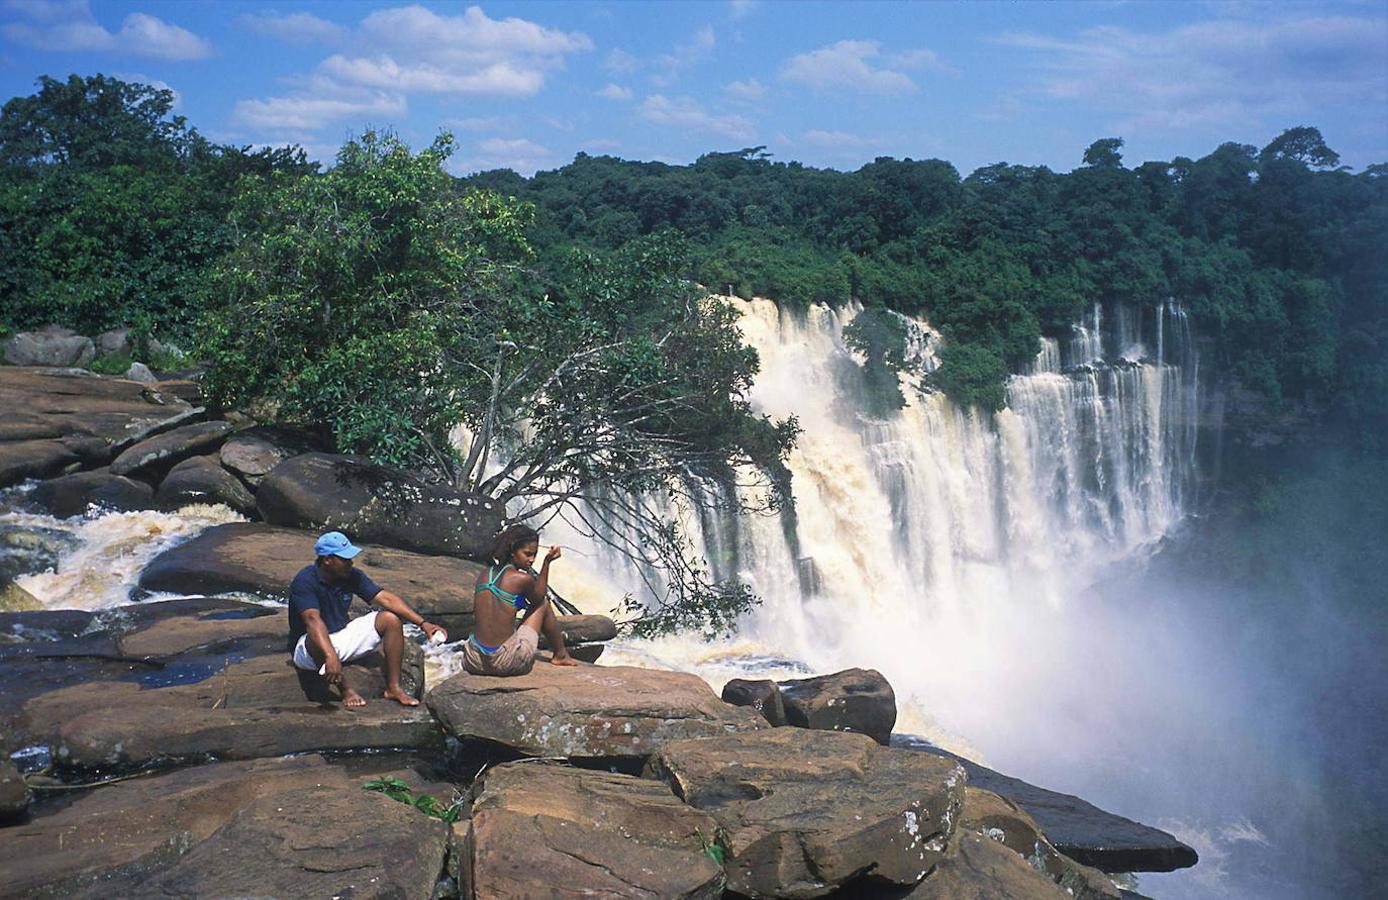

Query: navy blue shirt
<box><xmin>287</xmin><ymin>564</ymin><xmax>382</xmax><ymax>651</ymax></box>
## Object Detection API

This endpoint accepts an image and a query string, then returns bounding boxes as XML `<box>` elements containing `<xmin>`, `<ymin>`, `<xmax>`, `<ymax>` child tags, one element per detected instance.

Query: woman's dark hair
<box><xmin>489</xmin><ymin>523</ymin><xmax>539</xmax><ymax>565</ymax></box>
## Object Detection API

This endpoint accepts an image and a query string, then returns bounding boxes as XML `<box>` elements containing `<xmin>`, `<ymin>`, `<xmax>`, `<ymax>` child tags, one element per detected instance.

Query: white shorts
<box><xmin>292</xmin><ymin>612</ymin><xmax>381</xmax><ymax>671</ymax></box>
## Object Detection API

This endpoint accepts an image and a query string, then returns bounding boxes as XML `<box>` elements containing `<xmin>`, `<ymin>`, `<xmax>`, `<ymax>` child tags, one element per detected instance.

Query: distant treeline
<box><xmin>2</xmin><ymin>75</ymin><xmax>1384</xmax><ymax>445</ymax></box>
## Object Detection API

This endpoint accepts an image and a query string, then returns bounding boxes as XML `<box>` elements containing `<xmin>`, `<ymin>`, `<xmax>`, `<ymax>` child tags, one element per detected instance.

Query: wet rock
<box><xmin>0</xmin><ymin>366</ymin><xmax>195</xmax><ymax>448</ymax></box>
<box><xmin>778</xmin><ymin>667</ymin><xmax>896</xmax><ymax>745</ymax></box>
<box><xmin>0</xmin><ymin>438</ymin><xmax>80</xmax><ymax>487</ymax></box>
<box><xmin>905</xmin><ymin>831</ymin><xmax>1073</xmax><ymax>899</ymax></box>
<box><xmin>0</xmin><ymin>524</ymin><xmax>79</xmax><ymax>581</ymax></box>
<box><xmin>960</xmin><ymin>787</ymin><xmax>1120</xmax><ymax>899</ymax></box>
<box><xmin>30</xmin><ymin>468</ymin><xmax>155</xmax><ymax>517</ymax></box>
<box><xmin>428</xmin><ymin>663</ymin><xmax>767</xmax><ymax>762</ymax></box>
<box><xmin>3</xmin><ymin>326</ymin><xmax>94</xmax><ymax>368</ymax></box>
<box><xmin>722</xmin><ymin>678</ymin><xmax>788</xmax><ymax>726</ymax></box>
<box><xmin>148</xmin><ymin>378</ymin><xmax>202</xmax><ymax>403</ymax></box>
<box><xmin>110</xmin><ymin>420</ymin><xmax>233</xmax><ymax>479</ymax></box>
<box><xmin>645</xmin><ymin>728</ymin><xmax>967</xmax><ymax>899</ymax></box>
<box><xmin>0</xmin><ymin>580</ymin><xmax>43</xmax><ymax>612</ymax></box>
<box><xmin>466</xmin><ymin>762</ymin><xmax>723</xmax><ymax>899</ymax></box>
<box><xmin>0</xmin><ymin>759</ymin><xmax>29</xmax><ymax>822</ymax></box>
<box><xmin>0</xmin><ymin>755</ymin><xmax>447</xmax><ymax>898</ymax></box>
<box><xmin>155</xmin><ymin>454</ymin><xmax>256</xmax><ymax>514</ymax></box>
<box><xmin>219</xmin><ymin>425</ymin><xmax>322</xmax><ymax>486</ymax></box>
<box><xmin>257</xmin><ymin>452</ymin><xmax>502</xmax><ymax>559</ymax></box>
<box><xmin>138</xmin><ymin>522</ymin><xmax>484</xmax><ymax>634</ymax></box>
<box><xmin>538</xmin><ymin>613</ymin><xmax>618</xmax><ymax>648</ymax></box>
<box><xmin>899</xmin><ymin>739</ymin><xmax>1198</xmax><ymax>873</ymax></box>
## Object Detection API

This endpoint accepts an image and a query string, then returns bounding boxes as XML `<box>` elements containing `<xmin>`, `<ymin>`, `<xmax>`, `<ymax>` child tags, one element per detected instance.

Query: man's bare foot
<box><xmin>342</xmin><ymin>688</ymin><xmax>368</xmax><ymax>708</ymax></box>
<box><xmin>550</xmin><ymin>654</ymin><xmax>579</xmax><ymax>667</ymax></box>
<box><xmin>383</xmin><ymin>687</ymin><xmax>420</xmax><ymax>706</ymax></box>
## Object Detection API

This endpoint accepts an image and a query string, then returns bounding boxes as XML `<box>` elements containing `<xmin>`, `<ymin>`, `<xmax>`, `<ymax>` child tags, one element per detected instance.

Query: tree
<box><xmin>1259</xmin><ymin>126</ymin><xmax>1340</xmax><ymax>170</ymax></box>
<box><xmin>1082</xmin><ymin>137</ymin><xmax>1125</xmax><ymax>169</ymax></box>
<box><xmin>198</xmin><ymin>131</ymin><xmax>797</xmax><ymax>636</ymax></box>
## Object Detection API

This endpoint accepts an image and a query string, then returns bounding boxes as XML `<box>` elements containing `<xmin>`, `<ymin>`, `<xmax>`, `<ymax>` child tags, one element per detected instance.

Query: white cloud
<box><xmin>453</xmin><ymin>136</ymin><xmax>555</xmax><ymax>176</ymax></box>
<box><xmin>802</xmin><ymin>129</ymin><xmax>868</xmax><ymax>149</ymax></box>
<box><xmin>442</xmin><ymin>116</ymin><xmax>508</xmax><ymax>133</ymax></box>
<box><xmin>780</xmin><ymin>40</ymin><xmax>918</xmax><ymax>95</ymax></box>
<box><xmin>730</xmin><ymin>0</ymin><xmax>759</xmax><ymax>19</ymax></box>
<box><xmin>724</xmin><ymin>78</ymin><xmax>766</xmax><ymax>102</ymax></box>
<box><xmin>996</xmin><ymin>15</ymin><xmax>1388</xmax><ymax>134</ymax></box>
<box><xmin>239</xmin><ymin>11</ymin><xmax>345</xmax><ymax>45</ymax></box>
<box><xmin>654</xmin><ymin>25</ymin><xmax>716</xmax><ymax>84</ymax></box>
<box><xmin>597</xmin><ymin>83</ymin><xmax>633</xmax><ymax>101</ymax></box>
<box><xmin>114</xmin><ymin>72</ymin><xmax>181</xmax><ymax>109</ymax></box>
<box><xmin>640</xmin><ymin>94</ymin><xmax>754</xmax><ymax>141</ymax></box>
<box><xmin>605</xmin><ymin>48</ymin><xmax>639</xmax><ymax>73</ymax></box>
<box><xmin>320</xmin><ymin>53</ymin><xmax>544</xmax><ymax>96</ymax></box>
<box><xmin>2</xmin><ymin>1</ymin><xmax>212</xmax><ymax>60</ymax></box>
<box><xmin>889</xmin><ymin>48</ymin><xmax>959</xmax><ymax>76</ymax></box>
<box><xmin>232</xmin><ymin>91</ymin><xmax>406</xmax><ymax>131</ymax></box>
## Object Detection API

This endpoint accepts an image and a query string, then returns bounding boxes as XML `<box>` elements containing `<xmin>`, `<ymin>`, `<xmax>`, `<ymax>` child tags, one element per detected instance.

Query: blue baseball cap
<box><xmin>314</xmin><ymin>531</ymin><xmax>362</xmax><ymax>559</ymax></box>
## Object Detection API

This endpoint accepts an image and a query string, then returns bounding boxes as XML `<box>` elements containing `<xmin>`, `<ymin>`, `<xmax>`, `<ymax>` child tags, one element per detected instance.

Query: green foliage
<box><xmin>929</xmin><ymin>343</ymin><xmax>1009</xmax><ymax>413</ymax></box>
<box><xmin>88</xmin><ymin>354</ymin><xmax>132</xmax><ymax>375</ymax></box>
<box><xmin>843</xmin><ymin>307</ymin><xmax>911</xmax><ymax>415</ymax></box>
<box><xmin>362</xmin><ymin>777</ymin><xmax>463</xmax><ymax>823</ymax></box>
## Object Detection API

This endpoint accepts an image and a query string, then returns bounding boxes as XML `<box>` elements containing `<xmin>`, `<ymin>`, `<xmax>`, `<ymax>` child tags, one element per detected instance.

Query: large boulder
<box><xmin>904</xmin><ymin>831</ymin><xmax>1073</xmax><ymax>899</ymax></box>
<box><xmin>429</xmin><ymin>663</ymin><xmax>767</xmax><ymax>762</ymax></box>
<box><xmin>465</xmin><ymin>762</ymin><xmax>724</xmax><ymax>899</ymax></box>
<box><xmin>0</xmin><ymin>524</ymin><xmax>79</xmax><ymax>581</ymax></box>
<box><xmin>219</xmin><ymin>425</ymin><xmax>322</xmax><ymax>486</ymax></box>
<box><xmin>138</xmin><ymin>522</ymin><xmax>485</xmax><ymax>634</ymax></box>
<box><xmin>722</xmin><ymin>677</ymin><xmax>788</xmax><ymax>726</ymax></box>
<box><xmin>257</xmin><ymin>452</ymin><xmax>502</xmax><ymax>559</ymax></box>
<box><xmin>110</xmin><ymin>420</ymin><xmax>233</xmax><ymax>479</ymax></box>
<box><xmin>778</xmin><ymin>667</ymin><xmax>896</xmax><ymax>745</ymax></box>
<box><xmin>899</xmin><ymin>739</ymin><xmax>1198</xmax><ymax>873</ymax></box>
<box><xmin>0</xmin><ymin>754</ymin><xmax>449</xmax><ymax>898</ymax></box>
<box><xmin>959</xmin><ymin>787</ymin><xmax>1121</xmax><ymax>899</ymax></box>
<box><xmin>0</xmin><ymin>438</ymin><xmax>81</xmax><ymax>487</ymax></box>
<box><xmin>2</xmin><ymin>326</ymin><xmax>94</xmax><ymax>367</ymax></box>
<box><xmin>644</xmin><ymin>728</ymin><xmax>967</xmax><ymax>898</ymax></box>
<box><xmin>29</xmin><ymin>468</ymin><xmax>155</xmax><ymax>517</ymax></box>
<box><xmin>155</xmin><ymin>454</ymin><xmax>256</xmax><ymax>514</ymax></box>
<box><xmin>0</xmin><ymin>759</ymin><xmax>29</xmax><ymax>822</ymax></box>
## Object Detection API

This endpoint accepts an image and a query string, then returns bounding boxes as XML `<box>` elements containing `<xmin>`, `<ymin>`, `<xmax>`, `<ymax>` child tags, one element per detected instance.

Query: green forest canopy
<box><xmin>3</xmin><ymin>75</ymin><xmax>1386</xmax><ymax>447</ymax></box>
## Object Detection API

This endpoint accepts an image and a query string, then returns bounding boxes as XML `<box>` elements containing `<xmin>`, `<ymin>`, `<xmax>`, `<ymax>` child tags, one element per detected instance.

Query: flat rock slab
<box><xmin>0</xmin><ymin>755</ymin><xmax>449</xmax><ymax>900</ymax></box>
<box><xmin>466</xmin><ymin>762</ymin><xmax>723</xmax><ymax>899</ymax></box>
<box><xmin>4</xmin><ymin>598</ymin><xmax>435</xmax><ymax>770</ymax></box>
<box><xmin>110</xmin><ymin>420</ymin><xmax>232</xmax><ymax>478</ymax></box>
<box><xmin>0</xmin><ymin>366</ymin><xmax>196</xmax><ymax>451</ymax></box>
<box><xmin>904</xmin><ymin>832</ymin><xmax>1073</xmax><ymax>900</ymax></box>
<box><xmin>898</xmin><ymin>739</ymin><xmax>1198</xmax><ymax>873</ymax></box>
<box><xmin>138</xmin><ymin>522</ymin><xmax>484</xmax><ymax>633</ymax></box>
<box><xmin>429</xmin><ymin>664</ymin><xmax>767</xmax><ymax>761</ymax></box>
<box><xmin>645</xmin><ymin>728</ymin><xmax>967</xmax><ymax>899</ymax></box>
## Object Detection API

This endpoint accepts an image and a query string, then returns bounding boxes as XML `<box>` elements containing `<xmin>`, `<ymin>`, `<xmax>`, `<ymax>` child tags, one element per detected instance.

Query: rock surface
<box><xmin>218</xmin><ymin>425</ymin><xmax>321</xmax><ymax>485</ymax></box>
<box><xmin>429</xmin><ymin>663</ymin><xmax>767</xmax><ymax>762</ymax></box>
<box><xmin>722</xmin><ymin>677</ymin><xmax>788</xmax><ymax>726</ymax></box>
<box><xmin>0</xmin><ymin>759</ymin><xmax>29</xmax><ymax>822</ymax></box>
<box><xmin>0</xmin><ymin>754</ymin><xmax>448</xmax><ymax>899</ymax></box>
<box><xmin>466</xmin><ymin>761</ymin><xmax>724</xmax><ymax>899</ymax></box>
<box><xmin>29</xmin><ymin>469</ymin><xmax>155</xmax><ymax>517</ymax></box>
<box><xmin>0</xmin><ymin>524</ymin><xmax>79</xmax><ymax>581</ymax></box>
<box><xmin>110</xmin><ymin>420</ymin><xmax>233</xmax><ymax>479</ymax></box>
<box><xmin>2</xmin><ymin>327</ymin><xmax>94</xmax><ymax>367</ymax></box>
<box><xmin>645</xmin><ymin>728</ymin><xmax>967</xmax><ymax>898</ymax></box>
<box><xmin>960</xmin><ymin>787</ymin><xmax>1120</xmax><ymax>899</ymax></box>
<box><xmin>138</xmin><ymin>522</ymin><xmax>486</xmax><ymax>633</ymax></box>
<box><xmin>257</xmin><ymin>452</ymin><xmax>502</xmax><ymax>559</ymax></box>
<box><xmin>779</xmin><ymin>667</ymin><xmax>897</xmax><ymax>745</ymax></box>
<box><xmin>155</xmin><ymin>454</ymin><xmax>256</xmax><ymax>514</ymax></box>
<box><xmin>0</xmin><ymin>366</ymin><xmax>196</xmax><ymax>448</ymax></box>
<box><xmin>899</xmin><ymin>739</ymin><xmax>1198</xmax><ymax>873</ymax></box>
<box><xmin>905</xmin><ymin>831</ymin><xmax>1074</xmax><ymax>899</ymax></box>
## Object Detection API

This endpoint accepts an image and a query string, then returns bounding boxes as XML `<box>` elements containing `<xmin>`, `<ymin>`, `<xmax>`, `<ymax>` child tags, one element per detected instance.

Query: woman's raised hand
<box><xmin>544</xmin><ymin>545</ymin><xmax>563</xmax><ymax>563</ymax></box>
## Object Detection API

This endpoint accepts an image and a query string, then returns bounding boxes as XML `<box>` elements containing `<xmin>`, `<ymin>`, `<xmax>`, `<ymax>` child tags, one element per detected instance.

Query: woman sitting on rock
<box><xmin>463</xmin><ymin>523</ymin><xmax>577</xmax><ymax>676</ymax></box>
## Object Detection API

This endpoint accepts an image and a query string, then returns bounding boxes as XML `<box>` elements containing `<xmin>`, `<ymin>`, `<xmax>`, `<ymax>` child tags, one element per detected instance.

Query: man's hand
<box><xmin>421</xmin><ymin>621</ymin><xmax>448</xmax><ymax>644</ymax></box>
<box><xmin>321</xmin><ymin>654</ymin><xmax>343</xmax><ymax>685</ymax></box>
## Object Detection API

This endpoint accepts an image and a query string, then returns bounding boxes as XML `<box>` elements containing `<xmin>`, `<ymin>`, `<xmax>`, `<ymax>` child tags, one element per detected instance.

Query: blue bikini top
<box><xmin>476</xmin><ymin>564</ymin><xmax>530</xmax><ymax>611</ymax></box>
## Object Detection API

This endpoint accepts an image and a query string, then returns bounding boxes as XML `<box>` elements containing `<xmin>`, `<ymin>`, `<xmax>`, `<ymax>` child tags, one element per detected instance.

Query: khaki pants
<box><xmin>463</xmin><ymin>627</ymin><xmax>539</xmax><ymax>676</ymax></box>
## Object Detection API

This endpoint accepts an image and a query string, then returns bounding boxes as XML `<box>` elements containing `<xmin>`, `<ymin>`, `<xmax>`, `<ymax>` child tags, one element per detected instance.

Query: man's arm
<box><xmin>372</xmin><ymin>589</ymin><xmax>445</xmax><ymax>641</ymax></box>
<box><xmin>301</xmin><ymin>608</ymin><xmax>342</xmax><ymax>684</ymax></box>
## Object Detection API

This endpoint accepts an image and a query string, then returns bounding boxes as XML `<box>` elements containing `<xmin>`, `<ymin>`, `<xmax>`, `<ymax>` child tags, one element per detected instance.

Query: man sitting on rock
<box><xmin>288</xmin><ymin>531</ymin><xmax>445</xmax><ymax>707</ymax></box>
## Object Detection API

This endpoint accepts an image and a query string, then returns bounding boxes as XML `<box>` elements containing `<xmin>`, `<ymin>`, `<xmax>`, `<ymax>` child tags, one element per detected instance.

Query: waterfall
<box><xmin>565</xmin><ymin>296</ymin><xmax>1201</xmax><ymax>754</ymax></box>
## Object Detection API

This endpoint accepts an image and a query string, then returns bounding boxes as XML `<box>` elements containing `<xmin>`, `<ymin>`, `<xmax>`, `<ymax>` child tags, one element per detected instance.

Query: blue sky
<box><xmin>2</xmin><ymin>0</ymin><xmax>1385</xmax><ymax>176</ymax></box>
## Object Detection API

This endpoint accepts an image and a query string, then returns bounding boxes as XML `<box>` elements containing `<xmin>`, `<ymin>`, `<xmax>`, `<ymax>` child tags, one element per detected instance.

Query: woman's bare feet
<box><xmin>341</xmin><ymin>687</ymin><xmax>368</xmax><ymax>708</ymax></box>
<box><xmin>550</xmin><ymin>654</ymin><xmax>578</xmax><ymax>667</ymax></box>
<box><xmin>383</xmin><ymin>686</ymin><xmax>420</xmax><ymax>706</ymax></box>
